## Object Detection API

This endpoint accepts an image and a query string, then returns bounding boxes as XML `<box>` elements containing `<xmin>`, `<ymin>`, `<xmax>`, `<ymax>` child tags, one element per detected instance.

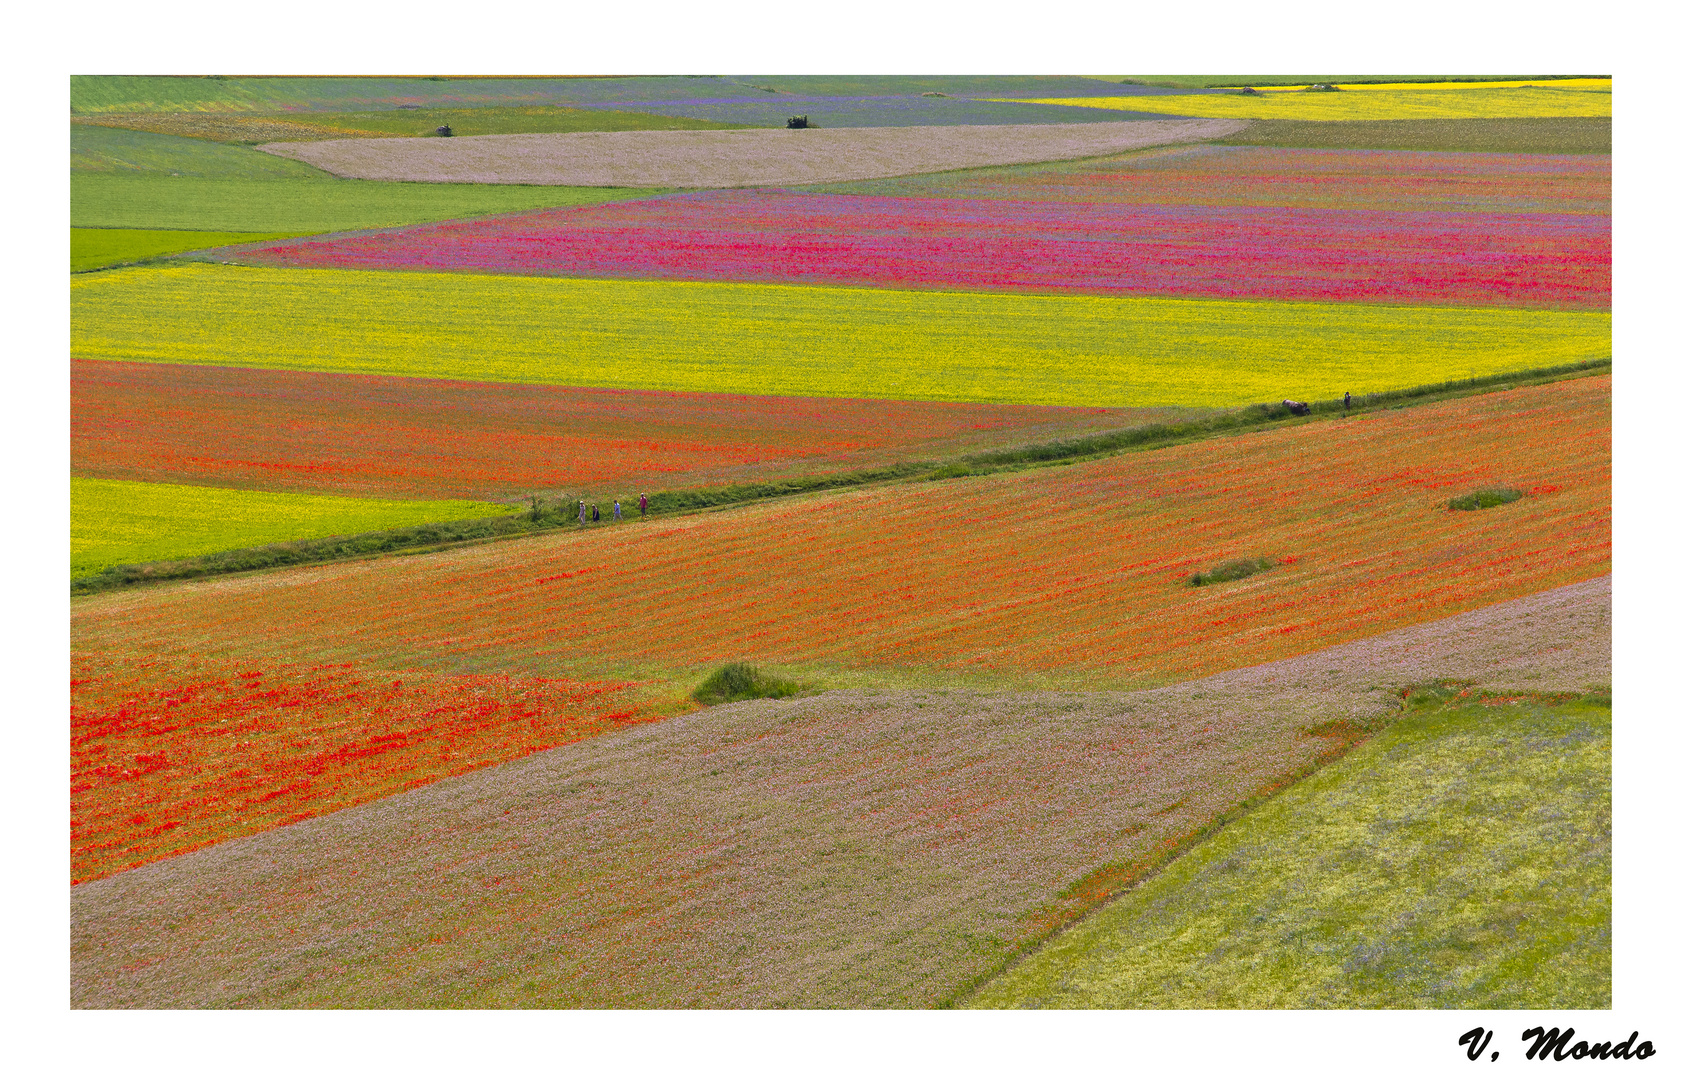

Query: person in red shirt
<box><xmin>639</xmin><ymin>493</ymin><xmax>649</xmax><ymax>518</ymax></box>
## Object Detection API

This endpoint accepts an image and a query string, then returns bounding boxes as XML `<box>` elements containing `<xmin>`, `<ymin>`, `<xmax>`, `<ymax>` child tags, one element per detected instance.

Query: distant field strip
<box><xmin>72</xmin><ymin>174</ymin><xmax>669</xmax><ymax>233</ymax></box>
<box><xmin>73</xmin><ymin>378</ymin><xmax>1610</xmax><ymax>687</ymax></box>
<box><xmin>967</xmin><ymin>697</ymin><xmax>1609</xmax><ymax>1009</ymax></box>
<box><xmin>243</xmin><ymin>188</ymin><xmax>1608</xmax><ymax>310</ymax></box>
<box><xmin>1007</xmin><ymin>84</ymin><xmax>1611</xmax><ymax>122</ymax></box>
<box><xmin>1212</xmin><ymin>118</ymin><xmax>1611</xmax><ymax>154</ymax></box>
<box><xmin>72</xmin><ymin>228</ymin><xmax>303</xmax><ymax>273</ymax></box>
<box><xmin>72</xmin><ymin>360</ymin><xmax>1142</xmax><ymax>501</ymax></box>
<box><xmin>71</xmin><ymin>477</ymin><xmax>509</xmax><ymax>579</ymax></box>
<box><xmin>70</xmin><ymin>579</ymin><xmax>1609</xmax><ymax>1007</ymax></box>
<box><xmin>254</xmin><ymin>119</ymin><xmax>1247</xmax><ymax>187</ymax></box>
<box><xmin>71</xmin><ymin>267</ymin><xmax>1611</xmax><ymax>407</ymax></box>
<box><xmin>78</xmin><ymin>107</ymin><xmax>747</xmax><ymax>144</ymax></box>
<box><xmin>804</xmin><ymin>144</ymin><xmax>1610</xmax><ymax>216</ymax></box>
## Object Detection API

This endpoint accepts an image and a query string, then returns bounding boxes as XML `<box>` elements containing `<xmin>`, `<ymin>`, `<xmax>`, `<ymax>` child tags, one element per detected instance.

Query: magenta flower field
<box><xmin>244</xmin><ymin>146</ymin><xmax>1607</xmax><ymax>309</ymax></box>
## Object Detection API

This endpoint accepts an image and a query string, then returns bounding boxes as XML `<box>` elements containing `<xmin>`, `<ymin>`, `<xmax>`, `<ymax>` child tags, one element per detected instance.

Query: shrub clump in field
<box><xmin>1446</xmin><ymin>487</ymin><xmax>1524</xmax><ymax>511</ymax></box>
<box><xmin>1187</xmin><ymin>556</ymin><xmax>1276</xmax><ymax>587</ymax></box>
<box><xmin>693</xmin><ymin>663</ymin><xmax>802</xmax><ymax>706</ymax></box>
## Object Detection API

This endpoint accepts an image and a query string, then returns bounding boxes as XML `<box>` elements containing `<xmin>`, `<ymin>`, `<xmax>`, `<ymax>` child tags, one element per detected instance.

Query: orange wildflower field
<box><xmin>71</xmin><ymin>358</ymin><xmax>1145</xmax><ymax>501</ymax></box>
<box><xmin>76</xmin><ymin>373</ymin><xmax>1607</xmax><ymax>680</ymax></box>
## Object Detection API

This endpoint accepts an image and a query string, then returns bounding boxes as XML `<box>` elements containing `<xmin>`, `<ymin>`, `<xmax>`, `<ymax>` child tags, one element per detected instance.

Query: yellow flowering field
<box><xmin>1245</xmin><ymin>79</ymin><xmax>1610</xmax><ymax>93</ymax></box>
<box><xmin>1003</xmin><ymin>82</ymin><xmax>1611</xmax><ymax>122</ymax></box>
<box><xmin>71</xmin><ymin>476</ymin><xmax>510</xmax><ymax>578</ymax></box>
<box><xmin>71</xmin><ymin>266</ymin><xmax>1610</xmax><ymax>408</ymax></box>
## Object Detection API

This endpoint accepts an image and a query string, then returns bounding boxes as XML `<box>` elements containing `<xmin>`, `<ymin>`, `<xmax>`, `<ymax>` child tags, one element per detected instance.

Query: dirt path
<box><xmin>71</xmin><ymin>576</ymin><xmax>1606</xmax><ymax>1009</ymax></box>
<box><xmin>255</xmin><ymin>119</ymin><xmax>1249</xmax><ymax>187</ymax></box>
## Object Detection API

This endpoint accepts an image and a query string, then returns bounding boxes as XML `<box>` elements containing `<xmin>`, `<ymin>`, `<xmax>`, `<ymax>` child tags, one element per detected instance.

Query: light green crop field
<box><xmin>71</xmin><ymin>174</ymin><xmax>670</xmax><ymax>233</ymax></box>
<box><xmin>71</xmin><ymin>265</ymin><xmax>1612</xmax><ymax>408</ymax></box>
<box><xmin>72</xmin><ymin>123</ymin><xmax>329</xmax><ymax>178</ymax></box>
<box><xmin>965</xmin><ymin>696</ymin><xmax>1610</xmax><ymax>1009</ymax></box>
<box><xmin>72</xmin><ymin>228</ymin><xmax>303</xmax><ymax>273</ymax></box>
<box><xmin>71</xmin><ymin>477</ymin><xmax>511</xmax><ymax>579</ymax></box>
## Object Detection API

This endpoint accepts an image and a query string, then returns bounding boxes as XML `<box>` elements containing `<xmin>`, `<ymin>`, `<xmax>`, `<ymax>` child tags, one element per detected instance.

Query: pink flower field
<box><xmin>244</xmin><ymin>185</ymin><xmax>1607</xmax><ymax>310</ymax></box>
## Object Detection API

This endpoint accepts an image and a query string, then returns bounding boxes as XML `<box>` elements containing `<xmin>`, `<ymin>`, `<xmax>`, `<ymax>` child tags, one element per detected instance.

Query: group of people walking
<box><xmin>575</xmin><ymin>493</ymin><xmax>650</xmax><ymax>525</ymax></box>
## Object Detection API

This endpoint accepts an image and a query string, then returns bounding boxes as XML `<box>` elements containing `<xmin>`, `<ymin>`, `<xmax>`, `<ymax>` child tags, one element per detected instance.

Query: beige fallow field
<box><xmin>254</xmin><ymin>119</ymin><xmax>1250</xmax><ymax>188</ymax></box>
<box><xmin>71</xmin><ymin>576</ymin><xmax>1606</xmax><ymax>1009</ymax></box>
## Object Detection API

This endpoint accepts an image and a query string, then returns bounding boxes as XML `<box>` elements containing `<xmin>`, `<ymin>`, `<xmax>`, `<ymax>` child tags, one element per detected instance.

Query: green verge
<box><xmin>72</xmin><ymin>228</ymin><xmax>305</xmax><ymax>273</ymax></box>
<box><xmin>963</xmin><ymin>694</ymin><xmax>1610</xmax><ymax>1009</ymax></box>
<box><xmin>1214</xmin><ymin>116</ymin><xmax>1611</xmax><ymax>154</ymax></box>
<box><xmin>70</xmin><ymin>477</ymin><xmax>510</xmax><ymax>580</ymax></box>
<box><xmin>69</xmin><ymin>359</ymin><xmax>1607</xmax><ymax>595</ymax></box>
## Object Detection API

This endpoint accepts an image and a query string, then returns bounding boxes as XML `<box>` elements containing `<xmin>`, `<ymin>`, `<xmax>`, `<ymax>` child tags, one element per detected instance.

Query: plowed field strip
<box><xmin>70</xmin><ymin>266</ymin><xmax>1611</xmax><ymax>407</ymax></box>
<box><xmin>73</xmin><ymin>377</ymin><xmax>1610</xmax><ymax>687</ymax></box>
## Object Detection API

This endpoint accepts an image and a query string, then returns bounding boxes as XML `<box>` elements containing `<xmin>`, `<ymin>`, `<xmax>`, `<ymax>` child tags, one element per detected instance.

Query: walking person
<box><xmin>579</xmin><ymin>500</ymin><xmax>587</xmax><ymax>526</ymax></box>
<box><xmin>639</xmin><ymin>493</ymin><xmax>648</xmax><ymax>518</ymax></box>
<box><xmin>591</xmin><ymin>503</ymin><xmax>600</xmax><ymax>523</ymax></box>
<box><xmin>1344</xmin><ymin>391</ymin><xmax>1351</xmax><ymax>412</ymax></box>
<box><xmin>613</xmin><ymin>500</ymin><xmax>623</xmax><ymax>521</ymax></box>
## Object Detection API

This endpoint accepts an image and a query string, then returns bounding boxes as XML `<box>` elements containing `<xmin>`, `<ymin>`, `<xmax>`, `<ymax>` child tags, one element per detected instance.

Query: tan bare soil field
<box><xmin>254</xmin><ymin>119</ymin><xmax>1250</xmax><ymax>187</ymax></box>
<box><xmin>70</xmin><ymin>576</ymin><xmax>1606</xmax><ymax>1009</ymax></box>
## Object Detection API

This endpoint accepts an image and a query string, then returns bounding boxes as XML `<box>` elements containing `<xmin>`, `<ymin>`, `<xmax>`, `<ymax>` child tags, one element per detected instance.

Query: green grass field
<box><xmin>72</xmin><ymin>123</ymin><xmax>329</xmax><ymax>177</ymax></box>
<box><xmin>965</xmin><ymin>694</ymin><xmax>1610</xmax><ymax>1009</ymax></box>
<box><xmin>71</xmin><ymin>174</ymin><xmax>670</xmax><ymax>233</ymax></box>
<box><xmin>71</xmin><ymin>265</ymin><xmax>1612</xmax><ymax>408</ymax></box>
<box><xmin>71</xmin><ymin>476</ymin><xmax>511</xmax><ymax>579</ymax></box>
<box><xmin>72</xmin><ymin>228</ymin><xmax>303</xmax><ymax>273</ymax></box>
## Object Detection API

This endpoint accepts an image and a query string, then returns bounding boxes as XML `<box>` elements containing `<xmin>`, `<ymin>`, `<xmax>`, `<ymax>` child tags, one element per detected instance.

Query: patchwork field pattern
<box><xmin>72</xmin><ymin>360</ymin><xmax>1147</xmax><ymax>501</ymax></box>
<box><xmin>71</xmin><ymin>477</ymin><xmax>511</xmax><ymax>578</ymax></box>
<box><xmin>70</xmin><ymin>267</ymin><xmax>1611</xmax><ymax>407</ymax></box>
<box><xmin>253</xmin><ymin>120</ymin><xmax>1248</xmax><ymax>187</ymax></box>
<box><xmin>69</xmin><ymin>577</ymin><xmax>1610</xmax><ymax>1007</ymax></box>
<box><xmin>72</xmin><ymin>378</ymin><xmax>1610</xmax><ymax>689</ymax></box>
<box><xmin>71</xmin><ymin>653</ymin><xmax>666</xmax><ymax>883</ymax></box>
<box><xmin>242</xmin><ymin>185</ymin><xmax>1608</xmax><ymax>309</ymax></box>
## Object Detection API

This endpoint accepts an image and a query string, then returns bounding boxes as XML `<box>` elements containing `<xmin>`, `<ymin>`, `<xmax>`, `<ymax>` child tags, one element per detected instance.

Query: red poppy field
<box><xmin>72</xmin><ymin>358</ymin><xmax>1148</xmax><ymax>501</ymax></box>
<box><xmin>70</xmin><ymin>652</ymin><xmax>667</xmax><ymax>883</ymax></box>
<box><xmin>74</xmin><ymin>374</ymin><xmax>1608</xmax><ymax>711</ymax></box>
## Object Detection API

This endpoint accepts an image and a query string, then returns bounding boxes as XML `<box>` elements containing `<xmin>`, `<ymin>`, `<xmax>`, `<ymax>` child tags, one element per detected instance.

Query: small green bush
<box><xmin>692</xmin><ymin>663</ymin><xmax>802</xmax><ymax>706</ymax></box>
<box><xmin>1187</xmin><ymin>556</ymin><xmax>1276</xmax><ymax>587</ymax></box>
<box><xmin>1446</xmin><ymin>487</ymin><xmax>1524</xmax><ymax>511</ymax></box>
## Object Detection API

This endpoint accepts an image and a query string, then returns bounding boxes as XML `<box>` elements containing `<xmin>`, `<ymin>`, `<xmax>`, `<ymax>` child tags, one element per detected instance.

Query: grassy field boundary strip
<box><xmin>70</xmin><ymin>358</ymin><xmax>1608</xmax><ymax>596</ymax></box>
